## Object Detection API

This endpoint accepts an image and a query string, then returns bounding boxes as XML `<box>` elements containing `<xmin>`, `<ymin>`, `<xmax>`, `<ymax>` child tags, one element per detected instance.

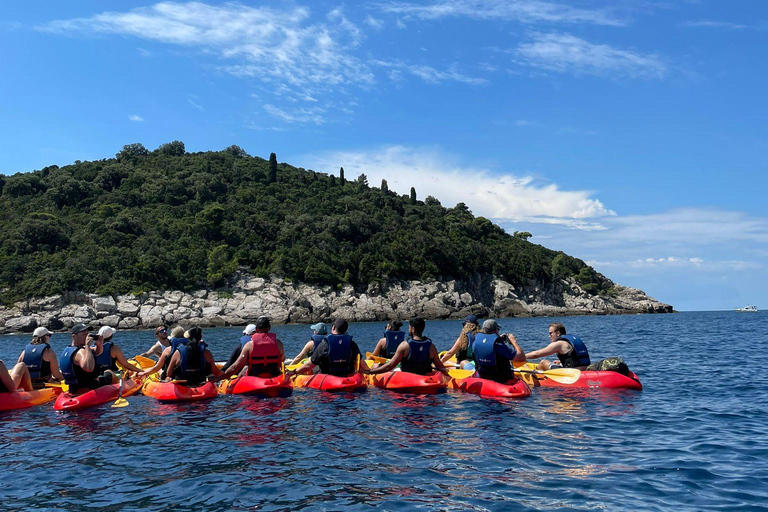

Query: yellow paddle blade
<box><xmin>112</xmin><ymin>397</ymin><xmax>129</xmax><ymax>408</ymax></box>
<box><xmin>366</xmin><ymin>353</ymin><xmax>390</xmax><ymax>365</ymax></box>
<box><xmin>514</xmin><ymin>368</ymin><xmax>580</xmax><ymax>385</ymax></box>
<box><xmin>133</xmin><ymin>355</ymin><xmax>156</xmax><ymax>368</ymax></box>
<box><xmin>45</xmin><ymin>382</ymin><xmax>63</xmax><ymax>388</ymax></box>
<box><xmin>448</xmin><ymin>369</ymin><xmax>475</xmax><ymax>380</ymax></box>
<box><xmin>285</xmin><ymin>358</ymin><xmax>308</xmax><ymax>371</ymax></box>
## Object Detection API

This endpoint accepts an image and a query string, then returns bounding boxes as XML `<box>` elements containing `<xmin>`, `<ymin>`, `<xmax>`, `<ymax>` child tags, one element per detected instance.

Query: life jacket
<box><xmin>22</xmin><ymin>342</ymin><xmax>51</xmax><ymax>381</ymax></box>
<box><xmin>325</xmin><ymin>334</ymin><xmax>354</xmax><ymax>376</ymax></box>
<box><xmin>472</xmin><ymin>333</ymin><xmax>498</xmax><ymax>368</ymax></box>
<box><xmin>557</xmin><ymin>334</ymin><xmax>591</xmax><ymax>368</ymax></box>
<box><xmin>93</xmin><ymin>341</ymin><xmax>118</xmax><ymax>373</ymax></box>
<box><xmin>382</xmin><ymin>330</ymin><xmax>406</xmax><ymax>358</ymax></box>
<box><xmin>400</xmin><ymin>338</ymin><xmax>433</xmax><ymax>375</ymax></box>
<box><xmin>175</xmin><ymin>343</ymin><xmax>208</xmax><ymax>384</ymax></box>
<box><xmin>310</xmin><ymin>334</ymin><xmax>327</xmax><ymax>355</ymax></box>
<box><xmin>457</xmin><ymin>332</ymin><xmax>475</xmax><ymax>361</ymax></box>
<box><xmin>60</xmin><ymin>346</ymin><xmax>99</xmax><ymax>390</ymax></box>
<box><xmin>239</xmin><ymin>335</ymin><xmax>252</xmax><ymax>347</ymax></box>
<box><xmin>247</xmin><ymin>332</ymin><xmax>282</xmax><ymax>376</ymax></box>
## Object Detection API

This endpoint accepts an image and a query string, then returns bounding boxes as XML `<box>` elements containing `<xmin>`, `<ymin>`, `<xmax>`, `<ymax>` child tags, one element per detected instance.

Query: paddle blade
<box><xmin>134</xmin><ymin>355</ymin><xmax>156</xmax><ymax>368</ymax></box>
<box><xmin>542</xmin><ymin>368</ymin><xmax>581</xmax><ymax>385</ymax></box>
<box><xmin>448</xmin><ymin>369</ymin><xmax>475</xmax><ymax>380</ymax></box>
<box><xmin>112</xmin><ymin>397</ymin><xmax>129</xmax><ymax>408</ymax></box>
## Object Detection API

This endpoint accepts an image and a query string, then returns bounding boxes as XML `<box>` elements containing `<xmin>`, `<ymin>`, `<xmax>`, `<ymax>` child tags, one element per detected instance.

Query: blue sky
<box><xmin>1</xmin><ymin>1</ymin><xmax>766</xmax><ymax>311</ymax></box>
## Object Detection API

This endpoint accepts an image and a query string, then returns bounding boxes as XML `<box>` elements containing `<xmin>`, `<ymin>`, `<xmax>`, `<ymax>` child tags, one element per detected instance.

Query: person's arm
<box><xmin>165</xmin><ymin>351</ymin><xmax>181</xmax><ymax>381</ymax></box>
<box><xmin>430</xmin><ymin>345</ymin><xmax>450</xmax><ymax>376</ymax></box>
<box><xmin>276</xmin><ymin>339</ymin><xmax>286</xmax><ymax>363</ymax></box>
<box><xmin>291</xmin><ymin>340</ymin><xmax>326</xmax><ymax>375</ymax></box>
<box><xmin>440</xmin><ymin>337</ymin><xmax>463</xmax><ymax>363</ymax></box>
<box><xmin>139</xmin><ymin>347</ymin><xmax>170</xmax><ymax>377</ymax></box>
<box><xmin>504</xmin><ymin>334</ymin><xmax>527</xmax><ymax>362</ymax></box>
<box><xmin>525</xmin><ymin>341</ymin><xmax>566</xmax><ymax>360</ymax></box>
<box><xmin>215</xmin><ymin>343</ymin><xmax>250</xmax><ymax>381</ymax></box>
<box><xmin>139</xmin><ymin>342</ymin><xmax>163</xmax><ymax>359</ymax></box>
<box><xmin>205</xmin><ymin>350</ymin><xmax>223</xmax><ymax>377</ymax></box>
<box><xmin>290</xmin><ymin>340</ymin><xmax>313</xmax><ymax>365</ymax></box>
<box><xmin>112</xmin><ymin>346</ymin><xmax>143</xmax><ymax>373</ymax></box>
<box><xmin>77</xmin><ymin>343</ymin><xmax>96</xmax><ymax>373</ymax></box>
<box><xmin>44</xmin><ymin>348</ymin><xmax>64</xmax><ymax>381</ymax></box>
<box><xmin>368</xmin><ymin>342</ymin><xmax>407</xmax><ymax>375</ymax></box>
<box><xmin>370</xmin><ymin>338</ymin><xmax>386</xmax><ymax>357</ymax></box>
<box><xmin>16</xmin><ymin>350</ymin><xmax>24</xmax><ymax>365</ymax></box>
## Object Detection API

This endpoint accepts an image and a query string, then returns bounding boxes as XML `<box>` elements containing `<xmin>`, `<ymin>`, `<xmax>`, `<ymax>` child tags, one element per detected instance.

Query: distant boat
<box><xmin>735</xmin><ymin>305</ymin><xmax>758</xmax><ymax>312</ymax></box>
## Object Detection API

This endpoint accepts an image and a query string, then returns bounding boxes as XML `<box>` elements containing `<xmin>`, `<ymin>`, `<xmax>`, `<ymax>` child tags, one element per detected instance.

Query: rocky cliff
<box><xmin>0</xmin><ymin>272</ymin><xmax>672</xmax><ymax>334</ymax></box>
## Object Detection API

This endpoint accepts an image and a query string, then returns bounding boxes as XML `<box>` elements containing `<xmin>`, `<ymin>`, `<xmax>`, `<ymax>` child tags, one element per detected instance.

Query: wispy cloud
<box><xmin>137</xmin><ymin>47</ymin><xmax>153</xmax><ymax>57</ymax></box>
<box><xmin>365</xmin><ymin>15</ymin><xmax>384</xmax><ymax>29</ymax></box>
<box><xmin>587</xmin><ymin>257</ymin><xmax>760</xmax><ymax>272</ymax></box>
<box><xmin>188</xmin><ymin>98</ymin><xmax>204</xmax><ymax>111</ymax></box>
<box><xmin>515</xmin><ymin>32</ymin><xmax>667</xmax><ymax>79</ymax></box>
<box><xmin>264</xmin><ymin>104</ymin><xmax>327</xmax><ymax>125</ymax></box>
<box><xmin>682</xmin><ymin>20</ymin><xmax>746</xmax><ymax>30</ymax></box>
<box><xmin>378</xmin><ymin>0</ymin><xmax>624</xmax><ymax>26</ymax></box>
<box><xmin>128</xmin><ymin>114</ymin><xmax>145</xmax><ymax>122</ymax></box>
<box><xmin>302</xmin><ymin>145</ymin><xmax>615</xmax><ymax>228</ymax></box>
<box><xmin>372</xmin><ymin>59</ymin><xmax>488</xmax><ymax>85</ymax></box>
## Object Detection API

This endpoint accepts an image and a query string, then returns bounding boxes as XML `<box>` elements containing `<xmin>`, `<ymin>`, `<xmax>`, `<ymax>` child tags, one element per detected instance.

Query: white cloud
<box><xmin>301</xmin><ymin>145</ymin><xmax>615</xmax><ymax>228</ymax></box>
<box><xmin>515</xmin><ymin>32</ymin><xmax>667</xmax><ymax>79</ymax></box>
<box><xmin>188</xmin><ymin>98</ymin><xmax>204</xmax><ymax>111</ymax></box>
<box><xmin>137</xmin><ymin>47</ymin><xmax>152</xmax><ymax>57</ymax></box>
<box><xmin>378</xmin><ymin>0</ymin><xmax>623</xmax><ymax>26</ymax></box>
<box><xmin>264</xmin><ymin>104</ymin><xmax>327</xmax><ymax>125</ymax></box>
<box><xmin>372</xmin><ymin>59</ymin><xmax>487</xmax><ymax>85</ymax></box>
<box><xmin>128</xmin><ymin>114</ymin><xmax>145</xmax><ymax>122</ymax></box>
<box><xmin>586</xmin><ymin>257</ymin><xmax>761</xmax><ymax>272</ymax></box>
<box><xmin>364</xmin><ymin>15</ymin><xmax>384</xmax><ymax>29</ymax></box>
<box><xmin>682</xmin><ymin>20</ymin><xmax>746</xmax><ymax>30</ymax></box>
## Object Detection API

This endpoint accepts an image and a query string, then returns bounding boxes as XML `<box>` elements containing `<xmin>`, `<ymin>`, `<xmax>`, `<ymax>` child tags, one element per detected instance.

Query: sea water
<box><xmin>1</xmin><ymin>311</ymin><xmax>766</xmax><ymax>511</ymax></box>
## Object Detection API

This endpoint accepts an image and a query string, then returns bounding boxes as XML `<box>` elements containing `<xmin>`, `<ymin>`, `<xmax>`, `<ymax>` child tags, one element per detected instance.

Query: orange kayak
<box><xmin>368</xmin><ymin>370</ymin><xmax>447</xmax><ymax>394</ymax></box>
<box><xmin>217</xmin><ymin>375</ymin><xmax>293</xmax><ymax>398</ymax></box>
<box><xmin>293</xmin><ymin>372</ymin><xmax>367</xmax><ymax>392</ymax></box>
<box><xmin>0</xmin><ymin>387</ymin><xmax>61</xmax><ymax>412</ymax></box>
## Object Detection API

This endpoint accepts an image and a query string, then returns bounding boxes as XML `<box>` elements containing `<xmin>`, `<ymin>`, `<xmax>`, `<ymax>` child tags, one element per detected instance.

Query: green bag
<box><xmin>586</xmin><ymin>357</ymin><xmax>630</xmax><ymax>376</ymax></box>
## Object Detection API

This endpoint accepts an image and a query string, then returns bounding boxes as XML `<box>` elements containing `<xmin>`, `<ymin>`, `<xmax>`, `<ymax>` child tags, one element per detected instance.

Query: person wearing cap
<box><xmin>214</xmin><ymin>317</ymin><xmax>285</xmax><ymax>381</ymax></box>
<box><xmin>288</xmin><ymin>322</ymin><xmax>328</xmax><ymax>366</ymax></box>
<box><xmin>525</xmin><ymin>322</ymin><xmax>591</xmax><ymax>371</ymax></box>
<box><xmin>165</xmin><ymin>326</ymin><xmax>222</xmax><ymax>384</ymax></box>
<box><xmin>59</xmin><ymin>323</ymin><xmax>101</xmax><ymax>392</ymax></box>
<box><xmin>138</xmin><ymin>326</ymin><xmax>171</xmax><ymax>360</ymax></box>
<box><xmin>368</xmin><ymin>318</ymin><xmax>449</xmax><ymax>377</ymax></box>
<box><xmin>370</xmin><ymin>320</ymin><xmax>406</xmax><ymax>359</ymax></box>
<box><xmin>138</xmin><ymin>326</ymin><xmax>187</xmax><ymax>380</ymax></box>
<box><xmin>289</xmin><ymin>319</ymin><xmax>370</xmax><ymax>377</ymax></box>
<box><xmin>90</xmin><ymin>325</ymin><xmax>142</xmax><ymax>382</ymax></box>
<box><xmin>220</xmin><ymin>323</ymin><xmax>258</xmax><ymax>373</ymax></box>
<box><xmin>16</xmin><ymin>327</ymin><xmax>64</xmax><ymax>388</ymax></box>
<box><xmin>471</xmin><ymin>319</ymin><xmax>526</xmax><ymax>383</ymax></box>
<box><xmin>440</xmin><ymin>315</ymin><xmax>481</xmax><ymax>369</ymax></box>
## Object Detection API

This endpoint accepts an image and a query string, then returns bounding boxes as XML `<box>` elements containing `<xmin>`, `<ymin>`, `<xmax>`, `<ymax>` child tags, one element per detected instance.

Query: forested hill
<box><xmin>0</xmin><ymin>141</ymin><xmax>612</xmax><ymax>305</ymax></box>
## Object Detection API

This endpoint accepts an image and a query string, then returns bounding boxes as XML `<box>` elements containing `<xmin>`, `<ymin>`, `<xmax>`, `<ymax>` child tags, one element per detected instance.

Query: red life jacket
<box><xmin>248</xmin><ymin>332</ymin><xmax>282</xmax><ymax>367</ymax></box>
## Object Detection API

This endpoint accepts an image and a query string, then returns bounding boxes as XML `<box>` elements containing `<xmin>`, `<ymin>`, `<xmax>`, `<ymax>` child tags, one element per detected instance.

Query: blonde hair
<box><xmin>458</xmin><ymin>322</ymin><xmax>479</xmax><ymax>350</ymax></box>
<box><xmin>31</xmin><ymin>335</ymin><xmax>49</xmax><ymax>345</ymax></box>
<box><xmin>171</xmin><ymin>326</ymin><xmax>186</xmax><ymax>338</ymax></box>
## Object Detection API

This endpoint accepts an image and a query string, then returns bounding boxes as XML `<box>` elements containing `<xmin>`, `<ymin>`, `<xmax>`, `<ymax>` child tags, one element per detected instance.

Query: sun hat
<box><xmin>98</xmin><ymin>326</ymin><xmax>116</xmax><ymax>338</ymax></box>
<box><xmin>33</xmin><ymin>327</ymin><xmax>52</xmax><ymax>337</ymax></box>
<box><xmin>310</xmin><ymin>322</ymin><xmax>328</xmax><ymax>335</ymax></box>
<box><xmin>243</xmin><ymin>324</ymin><xmax>257</xmax><ymax>335</ymax></box>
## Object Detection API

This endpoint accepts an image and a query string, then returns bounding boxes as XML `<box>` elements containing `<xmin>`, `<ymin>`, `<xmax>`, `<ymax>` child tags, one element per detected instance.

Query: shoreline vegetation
<box><xmin>0</xmin><ymin>142</ymin><xmax>672</xmax><ymax>333</ymax></box>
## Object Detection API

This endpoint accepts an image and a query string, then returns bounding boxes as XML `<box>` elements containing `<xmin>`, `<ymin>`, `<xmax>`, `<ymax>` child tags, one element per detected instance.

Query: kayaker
<box><xmin>370</xmin><ymin>320</ymin><xmax>406</xmax><ymax>359</ymax></box>
<box><xmin>368</xmin><ymin>318</ymin><xmax>449</xmax><ymax>377</ymax></box>
<box><xmin>472</xmin><ymin>319</ymin><xmax>526</xmax><ymax>383</ymax></box>
<box><xmin>138</xmin><ymin>325</ymin><xmax>171</xmax><ymax>360</ymax></box>
<box><xmin>440</xmin><ymin>315</ymin><xmax>480</xmax><ymax>369</ymax></box>
<box><xmin>165</xmin><ymin>326</ymin><xmax>222</xmax><ymax>385</ymax></box>
<box><xmin>16</xmin><ymin>327</ymin><xmax>64</xmax><ymax>388</ymax></box>
<box><xmin>525</xmin><ymin>322</ymin><xmax>591</xmax><ymax>370</ymax></box>
<box><xmin>138</xmin><ymin>326</ymin><xmax>187</xmax><ymax>380</ymax></box>
<box><xmin>0</xmin><ymin>360</ymin><xmax>33</xmax><ymax>393</ymax></box>
<box><xmin>288</xmin><ymin>319</ymin><xmax>370</xmax><ymax>377</ymax></box>
<box><xmin>220</xmin><ymin>323</ymin><xmax>257</xmax><ymax>372</ymax></box>
<box><xmin>215</xmin><ymin>316</ymin><xmax>286</xmax><ymax>380</ymax></box>
<box><xmin>289</xmin><ymin>322</ymin><xmax>328</xmax><ymax>365</ymax></box>
<box><xmin>91</xmin><ymin>326</ymin><xmax>142</xmax><ymax>381</ymax></box>
<box><xmin>59</xmin><ymin>323</ymin><xmax>102</xmax><ymax>392</ymax></box>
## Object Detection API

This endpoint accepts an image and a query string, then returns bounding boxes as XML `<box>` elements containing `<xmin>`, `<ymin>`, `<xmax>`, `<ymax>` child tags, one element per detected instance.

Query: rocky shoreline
<box><xmin>0</xmin><ymin>273</ymin><xmax>673</xmax><ymax>334</ymax></box>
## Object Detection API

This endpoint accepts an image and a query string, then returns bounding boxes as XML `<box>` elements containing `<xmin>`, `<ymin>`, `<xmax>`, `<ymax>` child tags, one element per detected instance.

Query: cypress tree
<box><xmin>381</xmin><ymin>179</ymin><xmax>389</xmax><ymax>194</ymax></box>
<box><xmin>269</xmin><ymin>153</ymin><xmax>277</xmax><ymax>183</ymax></box>
<box><xmin>410</xmin><ymin>187</ymin><xmax>417</xmax><ymax>204</ymax></box>
<box><xmin>339</xmin><ymin>167</ymin><xmax>345</xmax><ymax>185</ymax></box>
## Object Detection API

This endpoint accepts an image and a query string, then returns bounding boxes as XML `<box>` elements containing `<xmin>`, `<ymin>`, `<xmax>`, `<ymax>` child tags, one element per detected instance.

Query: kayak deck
<box><xmin>292</xmin><ymin>372</ymin><xmax>367</xmax><ymax>392</ymax></box>
<box><xmin>449</xmin><ymin>376</ymin><xmax>531</xmax><ymax>398</ymax></box>
<box><xmin>516</xmin><ymin>362</ymin><xmax>642</xmax><ymax>390</ymax></box>
<box><xmin>54</xmin><ymin>379</ymin><xmax>142</xmax><ymax>411</ymax></box>
<box><xmin>0</xmin><ymin>387</ymin><xmax>61</xmax><ymax>412</ymax></box>
<box><xmin>143</xmin><ymin>380</ymin><xmax>219</xmax><ymax>402</ymax></box>
<box><xmin>218</xmin><ymin>374</ymin><xmax>293</xmax><ymax>398</ymax></box>
<box><xmin>368</xmin><ymin>370</ymin><xmax>447</xmax><ymax>394</ymax></box>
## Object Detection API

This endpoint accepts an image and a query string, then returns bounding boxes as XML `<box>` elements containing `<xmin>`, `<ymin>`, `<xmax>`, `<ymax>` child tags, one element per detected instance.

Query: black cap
<box><xmin>462</xmin><ymin>315</ymin><xmax>479</xmax><ymax>325</ymax></box>
<box><xmin>332</xmin><ymin>318</ymin><xmax>349</xmax><ymax>333</ymax></box>
<box><xmin>70</xmin><ymin>323</ymin><xmax>91</xmax><ymax>334</ymax></box>
<box><xmin>255</xmin><ymin>316</ymin><xmax>271</xmax><ymax>329</ymax></box>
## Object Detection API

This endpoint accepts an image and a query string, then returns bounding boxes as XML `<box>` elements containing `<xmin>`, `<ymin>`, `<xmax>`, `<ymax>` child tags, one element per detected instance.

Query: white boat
<box><xmin>735</xmin><ymin>305</ymin><xmax>758</xmax><ymax>312</ymax></box>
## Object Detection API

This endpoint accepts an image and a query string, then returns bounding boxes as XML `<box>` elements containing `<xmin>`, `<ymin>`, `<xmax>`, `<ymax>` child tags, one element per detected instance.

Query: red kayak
<box><xmin>0</xmin><ymin>387</ymin><xmax>61</xmax><ymax>412</ymax></box>
<box><xmin>217</xmin><ymin>375</ymin><xmax>293</xmax><ymax>398</ymax></box>
<box><xmin>54</xmin><ymin>379</ymin><xmax>142</xmax><ymax>411</ymax></box>
<box><xmin>520</xmin><ymin>369</ymin><xmax>643</xmax><ymax>390</ymax></box>
<box><xmin>449</xmin><ymin>376</ymin><xmax>531</xmax><ymax>398</ymax></box>
<box><xmin>293</xmin><ymin>372</ymin><xmax>367</xmax><ymax>392</ymax></box>
<box><xmin>143</xmin><ymin>380</ymin><xmax>218</xmax><ymax>402</ymax></box>
<box><xmin>368</xmin><ymin>371</ymin><xmax>447</xmax><ymax>395</ymax></box>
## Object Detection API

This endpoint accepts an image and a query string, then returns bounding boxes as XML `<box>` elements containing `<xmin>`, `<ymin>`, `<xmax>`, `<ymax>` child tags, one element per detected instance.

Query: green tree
<box><xmin>157</xmin><ymin>140</ymin><xmax>186</xmax><ymax>156</ymax></box>
<box><xmin>410</xmin><ymin>187</ymin><xmax>417</xmax><ymax>204</ymax></box>
<box><xmin>381</xmin><ymin>179</ymin><xmax>388</xmax><ymax>194</ymax></box>
<box><xmin>269</xmin><ymin>153</ymin><xmax>278</xmax><ymax>183</ymax></box>
<box><xmin>225</xmin><ymin>145</ymin><xmax>248</xmax><ymax>158</ymax></box>
<box><xmin>116</xmin><ymin>143</ymin><xmax>149</xmax><ymax>161</ymax></box>
<box><xmin>339</xmin><ymin>167</ymin><xmax>345</xmax><ymax>185</ymax></box>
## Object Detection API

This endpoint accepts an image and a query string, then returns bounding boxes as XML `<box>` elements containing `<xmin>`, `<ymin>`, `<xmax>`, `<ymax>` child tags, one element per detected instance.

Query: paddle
<box><xmin>133</xmin><ymin>355</ymin><xmax>156</xmax><ymax>369</ymax></box>
<box><xmin>112</xmin><ymin>373</ymin><xmax>129</xmax><ymax>408</ymax></box>
<box><xmin>514</xmin><ymin>367</ymin><xmax>580</xmax><ymax>385</ymax></box>
<box><xmin>45</xmin><ymin>382</ymin><xmax>63</xmax><ymax>388</ymax></box>
<box><xmin>448</xmin><ymin>368</ymin><xmax>475</xmax><ymax>379</ymax></box>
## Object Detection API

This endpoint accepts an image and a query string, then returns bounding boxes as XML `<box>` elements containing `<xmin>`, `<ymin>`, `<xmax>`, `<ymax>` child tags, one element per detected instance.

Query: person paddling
<box><xmin>91</xmin><ymin>326</ymin><xmax>142</xmax><ymax>382</ymax></box>
<box><xmin>440</xmin><ymin>315</ymin><xmax>480</xmax><ymax>369</ymax></box>
<box><xmin>220</xmin><ymin>323</ymin><xmax>257</xmax><ymax>373</ymax></box>
<box><xmin>289</xmin><ymin>322</ymin><xmax>328</xmax><ymax>366</ymax></box>
<box><xmin>164</xmin><ymin>327</ymin><xmax>222</xmax><ymax>385</ymax></box>
<box><xmin>525</xmin><ymin>322</ymin><xmax>591</xmax><ymax>370</ymax></box>
<box><xmin>138</xmin><ymin>326</ymin><xmax>189</xmax><ymax>380</ymax></box>
<box><xmin>16</xmin><ymin>327</ymin><xmax>64</xmax><ymax>388</ymax></box>
<box><xmin>368</xmin><ymin>318</ymin><xmax>449</xmax><ymax>377</ymax></box>
<box><xmin>288</xmin><ymin>319</ymin><xmax>370</xmax><ymax>377</ymax></box>
<box><xmin>214</xmin><ymin>316</ymin><xmax>286</xmax><ymax>381</ymax></box>
<box><xmin>370</xmin><ymin>320</ymin><xmax>406</xmax><ymax>359</ymax></box>
<box><xmin>472</xmin><ymin>320</ymin><xmax>526</xmax><ymax>383</ymax></box>
<box><xmin>138</xmin><ymin>326</ymin><xmax>171</xmax><ymax>360</ymax></box>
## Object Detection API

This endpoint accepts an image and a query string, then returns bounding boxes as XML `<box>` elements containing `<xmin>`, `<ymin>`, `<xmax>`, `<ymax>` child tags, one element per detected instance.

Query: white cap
<box><xmin>243</xmin><ymin>324</ymin><xmax>257</xmax><ymax>335</ymax></box>
<box><xmin>33</xmin><ymin>327</ymin><xmax>52</xmax><ymax>337</ymax></box>
<box><xmin>99</xmin><ymin>325</ymin><xmax>116</xmax><ymax>338</ymax></box>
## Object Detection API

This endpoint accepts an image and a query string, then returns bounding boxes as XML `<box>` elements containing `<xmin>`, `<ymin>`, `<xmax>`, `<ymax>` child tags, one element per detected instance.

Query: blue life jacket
<box><xmin>59</xmin><ymin>346</ymin><xmax>99</xmax><ymax>389</ymax></box>
<box><xmin>239</xmin><ymin>335</ymin><xmax>252</xmax><ymax>347</ymax></box>
<box><xmin>310</xmin><ymin>334</ymin><xmax>327</xmax><ymax>354</ymax></box>
<box><xmin>94</xmin><ymin>341</ymin><xmax>118</xmax><ymax>373</ymax></box>
<box><xmin>400</xmin><ymin>338</ymin><xmax>433</xmax><ymax>375</ymax></box>
<box><xmin>472</xmin><ymin>333</ymin><xmax>499</xmax><ymax>369</ymax></box>
<box><xmin>325</xmin><ymin>334</ymin><xmax>353</xmax><ymax>376</ymax></box>
<box><xmin>557</xmin><ymin>334</ymin><xmax>591</xmax><ymax>368</ymax></box>
<box><xmin>176</xmin><ymin>343</ymin><xmax>208</xmax><ymax>384</ymax></box>
<box><xmin>383</xmin><ymin>330</ymin><xmax>406</xmax><ymax>358</ymax></box>
<box><xmin>22</xmin><ymin>342</ymin><xmax>50</xmax><ymax>380</ymax></box>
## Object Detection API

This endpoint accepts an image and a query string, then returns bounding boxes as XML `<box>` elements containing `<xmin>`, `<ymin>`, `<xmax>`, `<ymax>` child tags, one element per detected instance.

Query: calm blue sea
<box><xmin>1</xmin><ymin>311</ymin><xmax>766</xmax><ymax>512</ymax></box>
